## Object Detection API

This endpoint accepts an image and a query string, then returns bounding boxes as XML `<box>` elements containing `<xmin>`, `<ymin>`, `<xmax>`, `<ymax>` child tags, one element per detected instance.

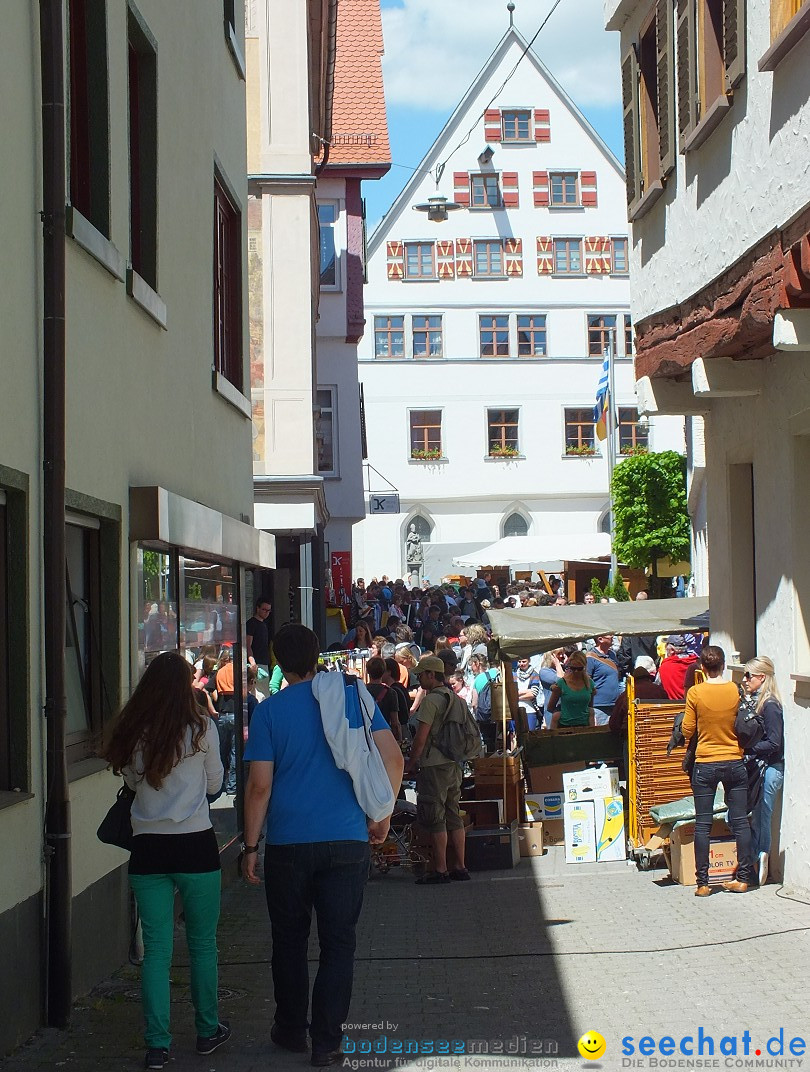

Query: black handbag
<box><xmin>682</xmin><ymin>732</ymin><xmax>698</xmax><ymax>778</ymax></box>
<box><xmin>97</xmin><ymin>783</ymin><xmax>136</xmax><ymax>850</ymax></box>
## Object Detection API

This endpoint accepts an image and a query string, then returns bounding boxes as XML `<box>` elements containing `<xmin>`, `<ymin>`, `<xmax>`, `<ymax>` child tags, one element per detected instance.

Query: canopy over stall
<box><xmin>452</xmin><ymin>533</ymin><xmax>612</xmax><ymax>571</ymax></box>
<box><xmin>487</xmin><ymin>597</ymin><xmax>710</xmax><ymax>660</ymax></box>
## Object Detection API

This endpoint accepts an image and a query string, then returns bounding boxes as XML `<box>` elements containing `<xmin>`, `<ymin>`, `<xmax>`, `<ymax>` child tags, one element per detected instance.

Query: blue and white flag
<box><xmin>593</xmin><ymin>350</ymin><xmax>610</xmax><ymax>442</ymax></box>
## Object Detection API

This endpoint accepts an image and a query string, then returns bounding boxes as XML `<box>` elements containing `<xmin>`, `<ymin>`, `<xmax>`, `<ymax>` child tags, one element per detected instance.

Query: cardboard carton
<box><xmin>517</xmin><ymin>821</ymin><xmax>545</xmax><ymax>857</ymax></box>
<box><xmin>593</xmin><ymin>796</ymin><xmax>626</xmax><ymax>861</ymax></box>
<box><xmin>667</xmin><ymin>821</ymin><xmax>736</xmax><ymax>886</ymax></box>
<box><xmin>563</xmin><ymin>801</ymin><xmax>597</xmax><ymax>863</ymax></box>
<box><xmin>543</xmin><ymin>818</ymin><xmax>565</xmax><ymax>845</ymax></box>
<box><xmin>562</xmin><ymin>766</ymin><xmax>620</xmax><ymax>802</ymax></box>
<box><xmin>527</xmin><ymin>762</ymin><xmax>583</xmax><ymax>794</ymax></box>
<box><xmin>525</xmin><ymin>792</ymin><xmax>564</xmax><ymax>822</ymax></box>
<box><xmin>460</xmin><ymin>799</ymin><xmax>503</xmax><ymax>827</ymax></box>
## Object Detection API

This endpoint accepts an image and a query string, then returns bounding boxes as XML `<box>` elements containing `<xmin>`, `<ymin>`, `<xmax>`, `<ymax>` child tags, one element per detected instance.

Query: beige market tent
<box><xmin>487</xmin><ymin>597</ymin><xmax>710</xmax><ymax>661</ymax></box>
<box><xmin>452</xmin><ymin>533</ymin><xmax>612</xmax><ymax>571</ymax></box>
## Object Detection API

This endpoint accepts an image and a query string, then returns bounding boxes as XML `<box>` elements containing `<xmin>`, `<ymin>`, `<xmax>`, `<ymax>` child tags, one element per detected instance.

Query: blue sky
<box><xmin>364</xmin><ymin>0</ymin><xmax>624</xmax><ymax>230</ymax></box>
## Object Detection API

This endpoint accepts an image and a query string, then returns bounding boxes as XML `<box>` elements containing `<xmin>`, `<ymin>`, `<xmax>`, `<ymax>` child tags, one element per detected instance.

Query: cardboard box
<box><xmin>527</xmin><ymin>762</ymin><xmax>583</xmax><ymax>794</ymax></box>
<box><xmin>563</xmin><ymin>801</ymin><xmax>597</xmax><ymax>863</ymax></box>
<box><xmin>473</xmin><ymin>754</ymin><xmax>522</xmax><ymax>777</ymax></box>
<box><xmin>465</xmin><ymin>821</ymin><xmax>520</xmax><ymax>871</ymax></box>
<box><xmin>472</xmin><ymin>776</ymin><xmax>524</xmax><ymax>823</ymax></box>
<box><xmin>593</xmin><ymin>796</ymin><xmax>626</xmax><ymax>861</ymax></box>
<box><xmin>668</xmin><ymin>821</ymin><xmax>736</xmax><ymax>886</ymax></box>
<box><xmin>562</xmin><ymin>766</ymin><xmax>620</xmax><ymax>802</ymax></box>
<box><xmin>543</xmin><ymin>818</ymin><xmax>565</xmax><ymax>845</ymax></box>
<box><xmin>525</xmin><ymin>792</ymin><xmax>564</xmax><ymax>822</ymax></box>
<box><xmin>517</xmin><ymin>821</ymin><xmax>545</xmax><ymax>857</ymax></box>
<box><xmin>460</xmin><ymin>799</ymin><xmax>503</xmax><ymax>827</ymax></box>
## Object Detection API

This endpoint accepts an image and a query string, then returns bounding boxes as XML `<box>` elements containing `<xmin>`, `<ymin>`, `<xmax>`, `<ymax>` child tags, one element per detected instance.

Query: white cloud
<box><xmin>380</xmin><ymin>0</ymin><xmax>620</xmax><ymax>113</ymax></box>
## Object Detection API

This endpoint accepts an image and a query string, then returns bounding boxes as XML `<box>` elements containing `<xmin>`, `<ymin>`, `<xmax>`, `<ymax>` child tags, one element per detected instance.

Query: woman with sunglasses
<box><xmin>548</xmin><ymin>650</ymin><xmax>596</xmax><ymax>729</ymax></box>
<box><xmin>681</xmin><ymin>645</ymin><xmax>754</xmax><ymax>895</ymax></box>
<box><xmin>741</xmin><ymin>657</ymin><xmax>784</xmax><ymax>885</ymax></box>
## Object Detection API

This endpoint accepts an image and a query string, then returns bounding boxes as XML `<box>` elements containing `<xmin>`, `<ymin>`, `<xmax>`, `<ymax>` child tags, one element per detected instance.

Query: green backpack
<box><xmin>429</xmin><ymin>687</ymin><xmax>484</xmax><ymax>763</ymax></box>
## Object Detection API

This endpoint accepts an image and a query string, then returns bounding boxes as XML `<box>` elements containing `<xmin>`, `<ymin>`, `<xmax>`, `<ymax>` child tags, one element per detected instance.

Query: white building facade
<box><xmin>354</xmin><ymin>25</ymin><xmax>683</xmax><ymax>583</ymax></box>
<box><xmin>604</xmin><ymin>0</ymin><xmax>810</xmax><ymax>890</ymax></box>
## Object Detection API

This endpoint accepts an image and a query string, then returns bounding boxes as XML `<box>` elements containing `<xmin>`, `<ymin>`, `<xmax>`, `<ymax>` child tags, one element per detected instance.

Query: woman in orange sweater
<box><xmin>681</xmin><ymin>645</ymin><xmax>754</xmax><ymax>896</ymax></box>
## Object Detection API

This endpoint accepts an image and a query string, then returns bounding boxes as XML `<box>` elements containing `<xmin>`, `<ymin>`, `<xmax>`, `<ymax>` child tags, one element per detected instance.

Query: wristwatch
<box><xmin>240</xmin><ymin>842</ymin><xmax>260</xmax><ymax>854</ymax></box>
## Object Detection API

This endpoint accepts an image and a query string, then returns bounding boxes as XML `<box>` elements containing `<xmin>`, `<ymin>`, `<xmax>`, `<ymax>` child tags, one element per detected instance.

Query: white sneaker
<box><xmin>758</xmin><ymin>851</ymin><xmax>769</xmax><ymax>886</ymax></box>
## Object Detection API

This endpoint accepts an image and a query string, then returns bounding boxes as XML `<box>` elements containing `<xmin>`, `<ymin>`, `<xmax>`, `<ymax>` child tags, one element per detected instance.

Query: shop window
<box><xmin>553</xmin><ymin>238</ymin><xmax>582</xmax><ymax>275</ymax></box>
<box><xmin>501</xmin><ymin>109</ymin><xmax>531</xmax><ymax>141</ymax></box>
<box><xmin>474</xmin><ymin>240</ymin><xmax>505</xmax><ymax>277</ymax></box>
<box><xmin>65</xmin><ymin>519</ymin><xmax>103</xmax><ymax>762</ymax></box>
<box><xmin>318</xmin><ymin>203</ymin><xmax>338</xmax><ymax>288</ymax></box>
<box><xmin>479</xmin><ymin>315</ymin><xmax>510</xmax><ymax>358</ymax></box>
<box><xmin>470</xmin><ymin>174</ymin><xmax>501</xmax><ymax>209</ymax></box>
<box><xmin>565</xmin><ymin>408</ymin><xmax>597</xmax><ymax>453</ymax></box>
<box><xmin>612</xmin><ymin>237</ymin><xmax>629</xmax><ymax>275</ymax></box>
<box><xmin>487</xmin><ymin>408</ymin><xmax>520</xmax><ymax>457</ymax></box>
<box><xmin>68</xmin><ymin>0</ymin><xmax>110</xmax><ymax>235</ymax></box>
<box><xmin>405</xmin><ymin>242</ymin><xmax>436</xmax><ymax>280</ymax></box>
<box><xmin>517</xmin><ymin>314</ymin><xmax>547</xmax><ymax>357</ymax></box>
<box><xmin>213</xmin><ymin>176</ymin><xmax>243</xmax><ymax>390</ymax></box>
<box><xmin>549</xmin><ymin>172</ymin><xmax>580</xmax><ymax>206</ymax></box>
<box><xmin>503</xmin><ymin>512</ymin><xmax>529</xmax><ymax>537</ymax></box>
<box><xmin>588</xmin><ymin>314</ymin><xmax>618</xmax><ymax>357</ymax></box>
<box><xmin>374</xmin><ymin>315</ymin><xmax>404</xmax><ymax>358</ymax></box>
<box><xmin>316</xmin><ymin>387</ymin><xmax>337</xmax><ymax>476</ymax></box>
<box><xmin>413</xmin><ymin>315</ymin><xmax>443</xmax><ymax>358</ymax></box>
<box><xmin>137</xmin><ymin>548</ymin><xmax>179</xmax><ymax>671</ymax></box>
<box><xmin>409</xmin><ymin>410</ymin><xmax>442</xmax><ymax>460</ymax></box>
<box><xmin>618</xmin><ymin>407</ymin><xmax>649</xmax><ymax>453</ymax></box>
<box><xmin>128</xmin><ymin>7</ymin><xmax>158</xmax><ymax>289</ymax></box>
<box><xmin>180</xmin><ymin>557</ymin><xmax>238</xmax><ymax>657</ymax></box>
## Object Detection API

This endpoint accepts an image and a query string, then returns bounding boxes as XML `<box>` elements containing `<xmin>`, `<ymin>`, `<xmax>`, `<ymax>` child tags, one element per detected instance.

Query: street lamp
<box><xmin>412</xmin><ymin>194</ymin><xmax>462</xmax><ymax>223</ymax></box>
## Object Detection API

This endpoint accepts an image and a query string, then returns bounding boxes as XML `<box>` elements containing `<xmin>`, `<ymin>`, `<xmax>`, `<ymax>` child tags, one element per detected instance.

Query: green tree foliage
<box><xmin>588</xmin><ymin>572</ymin><xmax>631</xmax><ymax>602</ymax></box>
<box><xmin>611</xmin><ymin>451</ymin><xmax>690</xmax><ymax>589</ymax></box>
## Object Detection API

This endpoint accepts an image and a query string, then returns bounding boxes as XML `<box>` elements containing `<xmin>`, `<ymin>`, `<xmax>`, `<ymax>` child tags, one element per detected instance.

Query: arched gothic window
<box><xmin>502</xmin><ymin>512</ymin><xmax>529</xmax><ymax>538</ymax></box>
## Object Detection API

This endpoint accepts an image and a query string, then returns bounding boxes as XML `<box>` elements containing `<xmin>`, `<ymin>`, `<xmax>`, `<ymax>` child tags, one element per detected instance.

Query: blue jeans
<box><xmin>264</xmin><ymin>840</ymin><xmax>370</xmax><ymax>1054</ymax></box>
<box><xmin>692</xmin><ymin>760</ymin><xmax>754</xmax><ymax>885</ymax></box>
<box><xmin>751</xmin><ymin>765</ymin><xmax>784</xmax><ymax>858</ymax></box>
<box><xmin>217</xmin><ymin>712</ymin><xmax>236</xmax><ymax>793</ymax></box>
<box><xmin>129</xmin><ymin>871</ymin><xmax>221</xmax><ymax>1048</ymax></box>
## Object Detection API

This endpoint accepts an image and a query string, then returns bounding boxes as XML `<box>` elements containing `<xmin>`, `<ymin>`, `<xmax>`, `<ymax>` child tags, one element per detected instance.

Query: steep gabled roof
<box><xmin>326</xmin><ymin>0</ymin><xmax>391</xmax><ymax>170</ymax></box>
<box><xmin>369</xmin><ymin>24</ymin><xmax>623</xmax><ymax>254</ymax></box>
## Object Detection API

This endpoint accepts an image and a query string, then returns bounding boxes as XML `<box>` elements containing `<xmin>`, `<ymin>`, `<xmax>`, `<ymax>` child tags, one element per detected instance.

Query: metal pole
<box><xmin>40</xmin><ymin>0</ymin><xmax>72</xmax><ymax>1027</ymax></box>
<box><xmin>606</xmin><ymin>336</ymin><xmax>618</xmax><ymax>584</ymax></box>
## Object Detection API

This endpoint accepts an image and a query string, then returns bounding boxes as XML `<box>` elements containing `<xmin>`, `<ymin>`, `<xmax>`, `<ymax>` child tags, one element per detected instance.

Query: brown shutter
<box><xmin>502</xmin><ymin>172</ymin><xmax>519</xmax><ymax>208</ymax></box>
<box><xmin>437</xmin><ymin>240</ymin><xmax>455</xmax><ymax>279</ymax></box>
<box><xmin>656</xmin><ymin>0</ymin><xmax>676</xmax><ymax>177</ymax></box>
<box><xmin>676</xmin><ymin>0</ymin><xmax>698</xmax><ymax>151</ymax></box>
<box><xmin>536</xmin><ymin>237</ymin><xmax>553</xmax><ymax>274</ymax></box>
<box><xmin>453</xmin><ymin>171</ymin><xmax>470</xmax><ymax>207</ymax></box>
<box><xmin>723</xmin><ymin>0</ymin><xmax>746</xmax><ymax>90</ymax></box>
<box><xmin>386</xmin><ymin>241</ymin><xmax>404</xmax><ymax>280</ymax></box>
<box><xmin>455</xmin><ymin>239</ymin><xmax>473</xmax><ymax>277</ymax></box>
<box><xmin>534</xmin><ymin>109</ymin><xmax>551</xmax><ymax>142</ymax></box>
<box><xmin>533</xmin><ymin>171</ymin><xmax>550</xmax><ymax>207</ymax></box>
<box><xmin>484</xmin><ymin>109</ymin><xmax>501</xmax><ymax>142</ymax></box>
<box><xmin>621</xmin><ymin>46</ymin><xmax>641</xmax><ymax>212</ymax></box>
<box><xmin>580</xmin><ymin>171</ymin><xmax>598</xmax><ymax>206</ymax></box>
<box><xmin>505</xmin><ymin>238</ymin><xmax>523</xmax><ymax>276</ymax></box>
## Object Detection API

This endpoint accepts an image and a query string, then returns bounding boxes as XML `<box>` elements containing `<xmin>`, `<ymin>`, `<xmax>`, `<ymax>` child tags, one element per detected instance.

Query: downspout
<box><xmin>314</xmin><ymin>0</ymin><xmax>338</xmax><ymax>176</ymax></box>
<box><xmin>40</xmin><ymin>0</ymin><xmax>72</xmax><ymax>1027</ymax></box>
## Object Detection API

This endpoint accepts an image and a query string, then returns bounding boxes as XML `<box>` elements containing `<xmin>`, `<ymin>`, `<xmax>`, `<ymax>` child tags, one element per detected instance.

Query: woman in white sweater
<box><xmin>104</xmin><ymin>651</ymin><xmax>230</xmax><ymax>1071</ymax></box>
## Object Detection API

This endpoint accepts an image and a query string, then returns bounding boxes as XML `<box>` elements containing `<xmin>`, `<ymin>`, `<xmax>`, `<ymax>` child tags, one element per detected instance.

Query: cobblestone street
<box><xmin>5</xmin><ymin>846</ymin><xmax>809</xmax><ymax>1072</ymax></box>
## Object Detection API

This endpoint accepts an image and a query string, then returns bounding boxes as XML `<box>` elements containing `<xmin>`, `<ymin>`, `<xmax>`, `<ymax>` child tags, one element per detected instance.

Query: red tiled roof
<box><xmin>325</xmin><ymin>0</ymin><xmax>391</xmax><ymax>169</ymax></box>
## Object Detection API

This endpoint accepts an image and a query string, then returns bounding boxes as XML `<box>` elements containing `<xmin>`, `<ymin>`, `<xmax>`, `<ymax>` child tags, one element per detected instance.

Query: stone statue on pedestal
<box><xmin>405</xmin><ymin>522</ymin><xmax>423</xmax><ymax>567</ymax></box>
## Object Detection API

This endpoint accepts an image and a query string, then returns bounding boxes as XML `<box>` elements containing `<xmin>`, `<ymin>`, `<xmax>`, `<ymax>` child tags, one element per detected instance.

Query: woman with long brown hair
<box><xmin>104</xmin><ymin>652</ymin><xmax>230</xmax><ymax>1070</ymax></box>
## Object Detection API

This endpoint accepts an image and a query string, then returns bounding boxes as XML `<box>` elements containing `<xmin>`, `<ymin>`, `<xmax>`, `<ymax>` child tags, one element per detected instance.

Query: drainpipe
<box><xmin>40</xmin><ymin>0</ymin><xmax>72</xmax><ymax>1027</ymax></box>
<box><xmin>314</xmin><ymin>0</ymin><xmax>337</xmax><ymax>176</ymax></box>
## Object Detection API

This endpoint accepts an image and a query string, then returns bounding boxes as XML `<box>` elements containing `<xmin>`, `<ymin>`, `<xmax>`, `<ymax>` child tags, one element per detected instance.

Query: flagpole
<box><xmin>606</xmin><ymin>335</ymin><xmax>618</xmax><ymax>584</ymax></box>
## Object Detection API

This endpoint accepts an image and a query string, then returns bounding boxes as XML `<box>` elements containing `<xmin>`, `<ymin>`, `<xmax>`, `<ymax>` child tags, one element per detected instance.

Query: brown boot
<box><xmin>694</xmin><ymin>885</ymin><xmax>712</xmax><ymax>897</ymax></box>
<box><xmin>721</xmin><ymin>880</ymin><xmax>749</xmax><ymax>893</ymax></box>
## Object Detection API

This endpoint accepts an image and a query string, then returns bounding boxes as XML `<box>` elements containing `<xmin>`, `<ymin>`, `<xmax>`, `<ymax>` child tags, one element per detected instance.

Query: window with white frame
<box><xmin>564</xmin><ymin>408</ymin><xmax>597</xmax><ymax>454</ymax></box>
<box><xmin>618</xmin><ymin>407</ymin><xmax>649</xmax><ymax>454</ymax></box>
<box><xmin>479</xmin><ymin>315</ymin><xmax>510</xmax><ymax>357</ymax></box>
<box><xmin>374</xmin><ymin>315</ymin><xmax>404</xmax><ymax>358</ymax></box>
<box><xmin>316</xmin><ymin>387</ymin><xmax>337</xmax><ymax>476</ymax></box>
<box><xmin>405</xmin><ymin>241</ymin><xmax>436</xmax><ymax>279</ymax></box>
<box><xmin>549</xmin><ymin>172</ymin><xmax>580</xmax><ymax>206</ymax></box>
<box><xmin>487</xmin><ymin>408</ymin><xmax>520</xmax><ymax>456</ymax></box>
<box><xmin>318</xmin><ymin>202</ymin><xmax>338</xmax><ymax>287</ymax></box>
<box><xmin>501</xmin><ymin>109</ymin><xmax>532</xmax><ymax>141</ymax></box>
<box><xmin>474</xmin><ymin>240</ymin><xmax>505</xmax><ymax>277</ymax></box>
<box><xmin>553</xmin><ymin>238</ymin><xmax>582</xmax><ymax>275</ymax></box>
<box><xmin>587</xmin><ymin>314</ymin><xmax>618</xmax><ymax>357</ymax></box>
<box><xmin>413</xmin><ymin>315</ymin><xmax>443</xmax><ymax>358</ymax></box>
<box><xmin>612</xmin><ymin>237</ymin><xmax>629</xmax><ymax>275</ymax></box>
<box><xmin>470</xmin><ymin>173</ymin><xmax>502</xmax><ymax>209</ymax></box>
<box><xmin>517</xmin><ymin>314</ymin><xmax>547</xmax><ymax>357</ymax></box>
<box><xmin>410</xmin><ymin>410</ymin><xmax>442</xmax><ymax>459</ymax></box>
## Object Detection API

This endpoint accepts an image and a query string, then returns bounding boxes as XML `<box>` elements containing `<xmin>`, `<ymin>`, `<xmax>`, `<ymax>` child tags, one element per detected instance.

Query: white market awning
<box><xmin>452</xmin><ymin>533</ymin><xmax>612</xmax><ymax>571</ymax></box>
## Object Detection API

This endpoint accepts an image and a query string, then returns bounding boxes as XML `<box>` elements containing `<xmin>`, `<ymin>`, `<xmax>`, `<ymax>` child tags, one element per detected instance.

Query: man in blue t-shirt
<box><xmin>586</xmin><ymin>635</ymin><xmax>620</xmax><ymax>726</ymax></box>
<box><xmin>243</xmin><ymin>624</ymin><xmax>402</xmax><ymax>1066</ymax></box>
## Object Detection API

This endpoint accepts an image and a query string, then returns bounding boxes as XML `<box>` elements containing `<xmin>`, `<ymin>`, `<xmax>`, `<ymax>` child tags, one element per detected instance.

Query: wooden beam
<box><xmin>691</xmin><ymin>357</ymin><xmax>763</xmax><ymax>397</ymax></box>
<box><xmin>635</xmin><ymin>375</ymin><xmax>710</xmax><ymax>416</ymax></box>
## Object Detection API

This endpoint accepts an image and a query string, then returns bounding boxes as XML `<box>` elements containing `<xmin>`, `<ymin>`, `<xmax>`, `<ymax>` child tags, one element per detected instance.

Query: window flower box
<box><xmin>565</xmin><ymin>445</ymin><xmax>598</xmax><ymax>457</ymax></box>
<box><xmin>488</xmin><ymin>444</ymin><xmax>520</xmax><ymax>458</ymax></box>
<box><xmin>410</xmin><ymin>448</ymin><xmax>442</xmax><ymax>461</ymax></box>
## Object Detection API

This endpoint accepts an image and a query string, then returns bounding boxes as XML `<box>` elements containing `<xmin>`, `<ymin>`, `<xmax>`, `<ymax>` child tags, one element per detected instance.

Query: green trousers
<box><xmin>129</xmin><ymin>871</ymin><xmax>221</xmax><ymax>1049</ymax></box>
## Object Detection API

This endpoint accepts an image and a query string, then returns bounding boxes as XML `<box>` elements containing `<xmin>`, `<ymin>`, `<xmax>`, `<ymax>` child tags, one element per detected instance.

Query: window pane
<box><xmin>413</xmin><ymin>315</ymin><xmax>443</xmax><ymax>358</ymax></box>
<box><xmin>180</xmin><ymin>558</ymin><xmax>237</xmax><ymax>656</ymax></box>
<box><xmin>316</xmin><ymin>389</ymin><xmax>335</xmax><ymax>473</ymax></box>
<box><xmin>517</xmin><ymin>314</ymin><xmax>547</xmax><ymax>356</ymax></box>
<box><xmin>588</xmin><ymin>314</ymin><xmax>618</xmax><ymax>357</ymax></box>
<box><xmin>503</xmin><ymin>513</ymin><xmax>528</xmax><ymax>537</ymax></box>
<box><xmin>487</xmin><ymin>408</ymin><xmax>519</xmax><ymax>453</ymax></box>
<box><xmin>612</xmin><ymin>238</ymin><xmax>628</xmax><ymax>274</ymax></box>
<box><xmin>409</xmin><ymin>410</ymin><xmax>442</xmax><ymax>456</ymax></box>
<box><xmin>374</xmin><ymin>315</ymin><xmax>404</xmax><ymax>358</ymax></box>
<box><xmin>550</xmin><ymin>173</ymin><xmax>578</xmax><ymax>206</ymax></box>
<box><xmin>65</xmin><ymin>524</ymin><xmax>91</xmax><ymax>735</ymax></box>
<box><xmin>318</xmin><ymin>203</ymin><xmax>337</xmax><ymax>286</ymax></box>
<box><xmin>565</xmin><ymin>408</ymin><xmax>596</xmax><ymax>450</ymax></box>
<box><xmin>502</xmin><ymin>110</ymin><xmax>530</xmax><ymax>140</ymax></box>
<box><xmin>137</xmin><ymin>548</ymin><xmax>179</xmax><ymax>673</ymax></box>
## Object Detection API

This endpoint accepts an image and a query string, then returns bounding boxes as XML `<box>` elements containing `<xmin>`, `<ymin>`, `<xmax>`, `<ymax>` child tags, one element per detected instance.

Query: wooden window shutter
<box><xmin>534</xmin><ymin>109</ymin><xmax>551</xmax><ymax>142</ymax></box>
<box><xmin>656</xmin><ymin>0</ymin><xmax>676</xmax><ymax>177</ymax></box>
<box><xmin>484</xmin><ymin>109</ymin><xmax>501</xmax><ymax>142</ymax></box>
<box><xmin>621</xmin><ymin>47</ymin><xmax>642</xmax><ymax>213</ymax></box>
<box><xmin>505</xmin><ymin>238</ymin><xmax>523</xmax><ymax>276</ymax></box>
<box><xmin>502</xmin><ymin>172</ymin><xmax>519</xmax><ymax>208</ymax></box>
<box><xmin>455</xmin><ymin>238</ymin><xmax>473</xmax><ymax>277</ymax></box>
<box><xmin>386</xmin><ymin>241</ymin><xmax>405</xmax><ymax>280</ymax></box>
<box><xmin>453</xmin><ymin>171</ymin><xmax>471</xmax><ymax>207</ymax></box>
<box><xmin>536</xmin><ymin>237</ymin><xmax>553</xmax><ymax>274</ymax></box>
<box><xmin>580</xmin><ymin>171</ymin><xmax>598</xmax><ymax>207</ymax></box>
<box><xmin>533</xmin><ymin>171</ymin><xmax>550</xmax><ymax>207</ymax></box>
<box><xmin>676</xmin><ymin>0</ymin><xmax>698</xmax><ymax>151</ymax></box>
<box><xmin>723</xmin><ymin>0</ymin><xmax>746</xmax><ymax>90</ymax></box>
<box><xmin>437</xmin><ymin>240</ymin><xmax>455</xmax><ymax>279</ymax></box>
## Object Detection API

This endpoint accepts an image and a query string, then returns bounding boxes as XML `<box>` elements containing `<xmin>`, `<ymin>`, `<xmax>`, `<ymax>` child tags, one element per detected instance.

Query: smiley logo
<box><xmin>577</xmin><ymin>1031</ymin><xmax>606</xmax><ymax>1061</ymax></box>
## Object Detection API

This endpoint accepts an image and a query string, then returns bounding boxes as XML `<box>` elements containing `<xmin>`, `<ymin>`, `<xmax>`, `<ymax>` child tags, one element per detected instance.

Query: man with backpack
<box><xmin>471</xmin><ymin>653</ymin><xmax>499</xmax><ymax>754</ymax></box>
<box><xmin>404</xmin><ymin>656</ymin><xmax>477</xmax><ymax>884</ymax></box>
